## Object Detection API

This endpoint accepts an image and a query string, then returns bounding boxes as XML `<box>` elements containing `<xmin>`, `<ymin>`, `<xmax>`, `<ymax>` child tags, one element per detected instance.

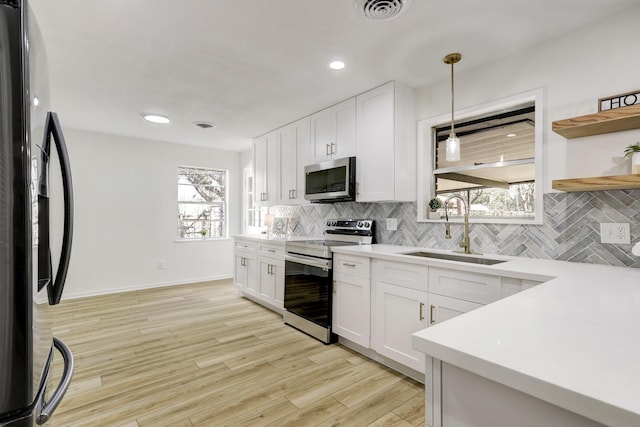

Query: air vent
<box><xmin>192</xmin><ymin>121</ymin><xmax>216</xmax><ymax>129</ymax></box>
<box><xmin>357</xmin><ymin>0</ymin><xmax>410</xmax><ymax>21</ymax></box>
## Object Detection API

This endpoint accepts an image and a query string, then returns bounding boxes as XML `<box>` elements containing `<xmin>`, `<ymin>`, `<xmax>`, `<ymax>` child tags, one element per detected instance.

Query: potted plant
<box><xmin>428</xmin><ymin>197</ymin><xmax>442</xmax><ymax>220</ymax></box>
<box><xmin>200</xmin><ymin>228</ymin><xmax>207</xmax><ymax>239</ymax></box>
<box><xmin>624</xmin><ymin>143</ymin><xmax>640</xmax><ymax>174</ymax></box>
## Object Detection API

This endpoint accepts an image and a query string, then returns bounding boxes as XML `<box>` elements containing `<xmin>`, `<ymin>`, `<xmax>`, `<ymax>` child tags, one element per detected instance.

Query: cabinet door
<box><xmin>310</xmin><ymin>107</ymin><xmax>334</xmax><ymax>163</ymax></box>
<box><xmin>372</xmin><ymin>282</ymin><xmax>428</xmax><ymax>373</ymax></box>
<box><xmin>234</xmin><ymin>254</ymin><xmax>247</xmax><ymax>290</ymax></box>
<box><xmin>258</xmin><ymin>258</ymin><xmax>276</xmax><ymax>302</ymax></box>
<box><xmin>310</xmin><ymin>98</ymin><xmax>356</xmax><ymax>163</ymax></box>
<box><xmin>236</xmin><ymin>255</ymin><xmax>257</xmax><ymax>297</ymax></box>
<box><xmin>253</xmin><ymin>135</ymin><xmax>268</xmax><ymax>204</ymax></box>
<box><xmin>356</xmin><ymin>82</ymin><xmax>395</xmax><ymax>202</ymax></box>
<box><xmin>333</xmin><ymin>98</ymin><xmax>356</xmax><ymax>159</ymax></box>
<box><xmin>278</xmin><ymin>117</ymin><xmax>310</xmax><ymax>205</ymax></box>
<box><xmin>273</xmin><ymin>260</ymin><xmax>285</xmax><ymax>309</ymax></box>
<box><xmin>245</xmin><ymin>258</ymin><xmax>258</xmax><ymax>296</ymax></box>
<box><xmin>332</xmin><ymin>273</ymin><xmax>371</xmax><ymax>348</ymax></box>
<box><xmin>428</xmin><ymin>293</ymin><xmax>483</xmax><ymax>325</ymax></box>
<box><xmin>254</xmin><ymin>132</ymin><xmax>278</xmax><ymax>206</ymax></box>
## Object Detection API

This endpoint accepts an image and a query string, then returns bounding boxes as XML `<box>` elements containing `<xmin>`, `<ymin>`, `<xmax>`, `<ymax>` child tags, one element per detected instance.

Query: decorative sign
<box><xmin>599</xmin><ymin>90</ymin><xmax>640</xmax><ymax>112</ymax></box>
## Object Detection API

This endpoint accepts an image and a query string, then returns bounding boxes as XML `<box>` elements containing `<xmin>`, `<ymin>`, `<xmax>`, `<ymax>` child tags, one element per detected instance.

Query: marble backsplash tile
<box><xmin>272</xmin><ymin>190</ymin><xmax>640</xmax><ymax>268</ymax></box>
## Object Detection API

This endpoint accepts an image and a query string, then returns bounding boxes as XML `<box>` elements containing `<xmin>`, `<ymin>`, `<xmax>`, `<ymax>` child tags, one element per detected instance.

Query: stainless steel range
<box><xmin>284</xmin><ymin>219</ymin><xmax>374</xmax><ymax>344</ymax></box>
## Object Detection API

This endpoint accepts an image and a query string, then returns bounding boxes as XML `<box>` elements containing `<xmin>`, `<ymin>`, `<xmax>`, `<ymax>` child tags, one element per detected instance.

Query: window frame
<box><xmin>176</xmin><ymin>165</ymin><xmax>228</xmax><ymax>241</ymax></box>
<box><xmin>417</xmin><ymin>88</ymin><xmax>544</xmax><ymax>225</ymax></box>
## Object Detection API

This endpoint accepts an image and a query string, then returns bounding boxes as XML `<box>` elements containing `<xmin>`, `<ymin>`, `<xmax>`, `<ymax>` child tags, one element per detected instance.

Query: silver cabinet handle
<box><xmin>326</xmin><ymin>143</ymin><xmax>331</xmax><ymax>156</ymax></box>
<box><xmin>429</xmin><ymin>304</ymin><xmax>436</xmax><ymax>324</ymax></box>
<box><xmin>342</xmin><ymin>262</ymin><xmax>356</xmax><ymax>267</ymax></box>
<box><xmin>420</xmin><ymin>302</ymin><xmax>425</xmax><ymax>321</ymax></box>
<box><xmin>267</xmin><ymin>249</ymin><xmax>276</xmax><ymax>253</ymax></box>
<box><xmin>331</xmin><ymin>142</ymin><xmax>336</xmax><ymax>154</ymax></box>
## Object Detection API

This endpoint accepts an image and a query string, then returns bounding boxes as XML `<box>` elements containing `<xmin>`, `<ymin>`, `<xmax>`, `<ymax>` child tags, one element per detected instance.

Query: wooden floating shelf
<box><xmin>552</xmin><ymin>174</ymin><xmax>640</xmax><ymax>192</ymax></box>
<box><xmin>552</xmin><ymin>104</ymin><xmax>640</xmax><ymax>139</ymax></box>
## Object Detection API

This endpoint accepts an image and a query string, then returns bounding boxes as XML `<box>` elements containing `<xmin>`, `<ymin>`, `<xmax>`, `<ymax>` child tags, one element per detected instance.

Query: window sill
<box><xmin>174</xmin><ymin>237</ymin><xmax>231</xmax><ymax>243</ymax></box>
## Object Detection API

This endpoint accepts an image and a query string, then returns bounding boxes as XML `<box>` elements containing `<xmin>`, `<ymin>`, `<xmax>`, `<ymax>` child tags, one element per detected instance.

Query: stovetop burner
<box><xmin>285</xmin><ymin>219</ymin><xmax>374</xmax><ymax>259</ymax></box>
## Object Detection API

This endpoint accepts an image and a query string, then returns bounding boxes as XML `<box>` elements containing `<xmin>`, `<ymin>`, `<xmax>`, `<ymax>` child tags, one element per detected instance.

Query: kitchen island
<box><xmin>329</xmin><ymin>244</ymin><xmax>640</xmax><ymax>427</ymax></box>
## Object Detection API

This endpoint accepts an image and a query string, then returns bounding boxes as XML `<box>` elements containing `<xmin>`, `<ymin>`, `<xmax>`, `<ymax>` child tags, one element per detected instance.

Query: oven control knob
<box><xmin>326</xmin><ymin>220</ymin><xmax>331</xmax><ymax>226</ymax></box>
<box><xmin>331</xmin><ymin>220</ymin><xmax>337</xmax><ymax>226</ymax></box>
<box><xmin>357</xmin><ymin>221</ymin><xmax>363</xmax><ymax>228</ymax></box>
<box><xmin>365</xmin><ymin>221</ymin><xmax>370</xmax><ymax>228</ymax></box>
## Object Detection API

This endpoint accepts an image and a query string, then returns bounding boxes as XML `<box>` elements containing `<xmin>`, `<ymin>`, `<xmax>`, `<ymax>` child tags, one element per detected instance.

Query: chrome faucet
<box><xmin>444</xmin><ymin>195</ymin><xmax>474</xmax><ymax>255</ymax></box>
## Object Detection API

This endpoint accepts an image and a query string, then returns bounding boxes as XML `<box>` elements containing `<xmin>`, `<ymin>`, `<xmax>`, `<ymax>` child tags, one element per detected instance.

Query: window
<box><xmin>177</xmin><ymin>166</ymin><xmax>227</xmax><ymax>239</ymax></box>
<box><xmin>418</xmin><ymin>89</ymin><xmax>543</xmax><ymax>224</ymax></box>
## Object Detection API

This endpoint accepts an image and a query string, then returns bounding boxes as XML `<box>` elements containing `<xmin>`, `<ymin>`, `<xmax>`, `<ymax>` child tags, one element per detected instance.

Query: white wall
<box><xmin>55</xmin><ymin>129</ymin><xmax>242</xmax><ymax>299</ymax></box>
<box><xmin>415</xmin><ymin>5</ymin><xmax>640</xmax><ymax>192</ymax></box>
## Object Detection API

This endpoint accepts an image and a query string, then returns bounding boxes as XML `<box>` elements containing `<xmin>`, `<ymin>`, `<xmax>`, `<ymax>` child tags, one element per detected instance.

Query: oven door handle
<box><xmin>284</xmin><ymin>254</ymin><xmax>332</xmax><ymax>270</ymax></box>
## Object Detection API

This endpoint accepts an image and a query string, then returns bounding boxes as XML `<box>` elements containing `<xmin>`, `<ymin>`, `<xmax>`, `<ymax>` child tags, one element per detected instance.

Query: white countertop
<box><xmin>331</xmin><ymin>244</ymin><xmax>640</xmax><ymax>427</ymax></box>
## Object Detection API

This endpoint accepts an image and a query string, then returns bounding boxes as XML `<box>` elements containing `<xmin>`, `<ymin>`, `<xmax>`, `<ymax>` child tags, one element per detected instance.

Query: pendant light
<box><xmin>444</xmin><ymin>53</ymin><xmax>461</xmax><ymax>161</ymax></box>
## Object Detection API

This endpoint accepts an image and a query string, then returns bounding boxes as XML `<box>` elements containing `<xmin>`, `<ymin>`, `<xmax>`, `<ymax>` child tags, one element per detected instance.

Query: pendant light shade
<box><xmin>446</xmin><ymin>135</ymin><xmax>460</xmax><ymax>161</ymax></box>
<box><xmin>444</xmin><ymin>53</ymin><xmax>461</xmax><ymax>162</ymax></box>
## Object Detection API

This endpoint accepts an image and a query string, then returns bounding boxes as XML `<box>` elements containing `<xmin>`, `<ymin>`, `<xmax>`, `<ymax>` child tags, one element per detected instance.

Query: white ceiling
<box><xmin>30</xmin><ymin>0</ymin><xmax>638</xmax><ymax>152</ymax></box>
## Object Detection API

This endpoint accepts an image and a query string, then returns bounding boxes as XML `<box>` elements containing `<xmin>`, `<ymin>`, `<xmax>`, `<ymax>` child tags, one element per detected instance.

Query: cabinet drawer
<box><xmin>372</xmin><ymin>259</ymin><xmax>428</xmax><ymax>291</ymax></box>
<box><xmin>235</xmin><ymin>239</ymin><xmax>257</xmax><ymax>251</ymax></box>
<box><xmin>429</xmin><ymin>267</ymin><xmax>500</xmax><ymax>304</ymax></box>
<box><xmin>334</xmin><ymin>254</ymin><xmax>370</xmax><ymax>278</ymax></box>
<box><xmin>258</xmin><ymin>243</ymin><xmax>285</xmax><ymax>258</ymax></box>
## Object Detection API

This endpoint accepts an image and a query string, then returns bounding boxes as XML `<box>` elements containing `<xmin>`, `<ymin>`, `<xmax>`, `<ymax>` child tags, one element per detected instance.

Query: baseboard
<box><xmin>338</xmin><ymin>337</ymin><xmax>425</xmax><ymax>384</ymax></box>
<box><xmin>61</xmin><ymin>274</ymin><xmax>233</xmax><ymax>300</ymax></box>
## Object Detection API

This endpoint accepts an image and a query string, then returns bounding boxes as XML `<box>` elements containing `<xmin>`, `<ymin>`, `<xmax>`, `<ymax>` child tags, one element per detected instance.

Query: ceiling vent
<box><xmin>357</xmin><ymin>0</ymin><xmax>411</xmax><ymax>21</ymax></box>
<box><xmin>192</xmin><ymin>121</ymin><xmax>216</xmax><ymax>129</ymax></box>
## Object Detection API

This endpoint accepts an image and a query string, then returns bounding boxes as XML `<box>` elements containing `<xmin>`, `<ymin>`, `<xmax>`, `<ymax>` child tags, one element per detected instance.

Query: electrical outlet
<box><xmin>600</xmin><ymin>223</ymin><xmax>631</xmax><ymax>244</ymax></box>
<box><xmin>386</xmin><ymin>218</ymin><xmax>398</xmax><ymax>231</ymax></box>
<box><xmin>157</xmin><ymin>261</ymin><xmax>165</xmax><ymax>270</ymax></box>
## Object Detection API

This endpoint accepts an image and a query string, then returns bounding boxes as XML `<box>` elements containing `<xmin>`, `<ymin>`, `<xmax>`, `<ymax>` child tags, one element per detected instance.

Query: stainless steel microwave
<box><xmin>304</xmin><ymin>157</ymin><xmax>356</xmax><ymax>203</ymax></box>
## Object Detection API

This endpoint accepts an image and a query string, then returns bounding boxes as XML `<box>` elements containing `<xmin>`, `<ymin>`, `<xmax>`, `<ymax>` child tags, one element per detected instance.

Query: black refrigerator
<box><xmin>0</xmin><ymin>0</ymin><xmax>74</xmax><ymax>425</ymax></box>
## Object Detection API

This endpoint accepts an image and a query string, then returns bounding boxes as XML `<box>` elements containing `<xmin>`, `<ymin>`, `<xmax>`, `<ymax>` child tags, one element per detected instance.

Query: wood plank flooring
<box><xmin>46</xmin><ymin>280</ymin><xmax>425</xmax><ymax>426</ymax></box>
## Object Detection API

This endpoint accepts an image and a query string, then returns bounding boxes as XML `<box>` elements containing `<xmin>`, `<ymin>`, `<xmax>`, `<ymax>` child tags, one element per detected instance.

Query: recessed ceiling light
<box><xmin>33</xmin><ymin>96</ymin><xmax>39</xmax><ymax>106</ymax></box>
<box><xmin>507</xmin><ymin>133</ymin><xmax>516</xmax><ymax>137</ymax></box>
<box><xmin>329</xmin><ymin>60</ymin><xmax>346</xmax><ymax>70</ymax></box>
<box><xmin>143</xmin><ymin>114</ymin><xmax>170</xmax><ymax>124</ymax></box>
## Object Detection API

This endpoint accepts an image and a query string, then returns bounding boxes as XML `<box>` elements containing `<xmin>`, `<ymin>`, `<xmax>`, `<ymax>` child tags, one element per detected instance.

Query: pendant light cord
<box><xmin>450</xmin><ymin>61</ymin><xmax>455</xmax><ymax>137</ymax></box>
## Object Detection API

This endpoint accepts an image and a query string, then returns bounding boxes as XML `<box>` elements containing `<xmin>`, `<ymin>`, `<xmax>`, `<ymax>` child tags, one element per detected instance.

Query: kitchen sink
<box><xmin>401</xmin><ymin>251</ymin><xmax>506</xmax><ymax>265</ymax></box>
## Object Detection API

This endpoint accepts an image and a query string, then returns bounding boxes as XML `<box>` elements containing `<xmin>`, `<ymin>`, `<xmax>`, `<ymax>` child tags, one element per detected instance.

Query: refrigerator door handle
<box><xmin>36</xmin><ymin>337</ymin><xmax>74</xmax><ymax>425</ymax></box>
<box><xmin>44</xmin><ymin>111</ymin><xmax>74</xmax><ymax>305</ymax></box>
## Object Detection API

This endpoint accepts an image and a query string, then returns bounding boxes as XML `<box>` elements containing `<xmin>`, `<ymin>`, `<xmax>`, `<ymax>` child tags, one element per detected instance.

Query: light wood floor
<box><xmin>47</xmin><ymin>280</ymin><xmax>425</xmax><ymax>426</ymax></box>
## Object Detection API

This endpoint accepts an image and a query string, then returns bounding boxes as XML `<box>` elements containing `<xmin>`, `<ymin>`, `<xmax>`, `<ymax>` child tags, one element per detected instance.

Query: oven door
<box><xmin>284</xmin><ymin>254</ymin><xmax>332</xmax><ymax>330</ymax></box>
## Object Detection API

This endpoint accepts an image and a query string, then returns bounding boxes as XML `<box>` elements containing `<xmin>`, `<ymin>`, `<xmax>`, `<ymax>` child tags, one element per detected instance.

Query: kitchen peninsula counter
<box><xmin>330</xmin><ymin>244</ymin><xmax>640</xmax><ymax>427</ymax></box>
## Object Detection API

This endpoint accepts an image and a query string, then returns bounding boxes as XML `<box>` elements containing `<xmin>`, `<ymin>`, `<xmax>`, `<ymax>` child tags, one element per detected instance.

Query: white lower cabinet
<box><xmin>332</xmin><ymin>254</ymin><xmax>371</xmax><ymax>347</ymax></box>
<box><xmin>371</xmin><ymin>259</ymin><xmax>430</xmax><ymax>373</ymax></box>
<box><xmin>427</xmin><ymin>293</ymin><xmax>483</xmax><ymax>325</ymax></box>
<box><xmin>257</xmin><ymin>242</ymin><xmax>285</xmax><ymax>310</ymax></box>
<box><xmin>258</xmin><ymin>257</ymin><xmax>284</xmax><ymax>308</ymax></box>
<box><xmin>234</xmin><ymin>253</ymin><xmax>257</xmax><ymax>295</ymax></box>
<box><xmin>234</xmin><ymin>239</ymin><xmax>258</xmax><ymax>296</ymax></box>
<box><xmin>233</xmin><ymin>238</ymin><xmax>285</xmax><ymax>312</ymax></box>
<box><xmin>372</xmin><ymin>281</ymin><xmax>428</xmax><ymax>373</ymax></box>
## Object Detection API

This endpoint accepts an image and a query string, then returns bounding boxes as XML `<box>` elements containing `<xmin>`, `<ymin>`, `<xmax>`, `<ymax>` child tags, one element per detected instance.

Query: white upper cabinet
<box><xmin>253</xmin><ymin>131</ymin><xmax>279</xmax><ymax>206</ymax></box>
<box><xmin>355</xmin><ymin>81</ymin><xmax>416</xmax><ymax>202</ymax></box>
<box><xmin>278</xmin><ymin>117</ymin><xmax>310</xmax><ymax>205</ymax></box>
<box><xmin>310</xmin><ymin>98</ymin><xmax>356</xmax><ymax>163</ymax></box>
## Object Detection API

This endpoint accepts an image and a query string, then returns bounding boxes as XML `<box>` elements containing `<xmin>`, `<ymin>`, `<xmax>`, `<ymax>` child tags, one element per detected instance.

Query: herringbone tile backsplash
<box><xmin>273</xmin><ymin>190</ymin><xmax>640</xmax><ymax>268</ymax></box>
